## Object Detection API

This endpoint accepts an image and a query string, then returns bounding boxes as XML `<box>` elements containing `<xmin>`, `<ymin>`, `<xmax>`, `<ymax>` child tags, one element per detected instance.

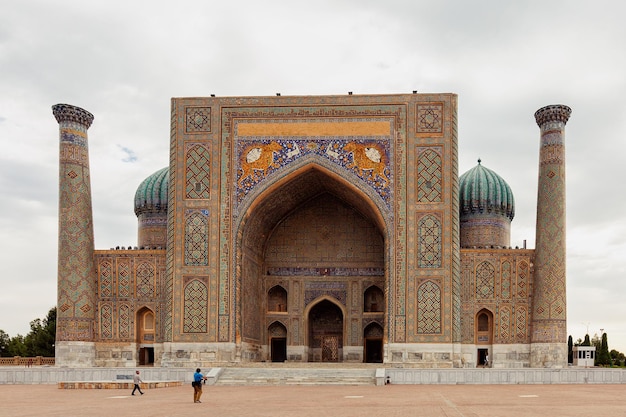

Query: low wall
<box><xmin>1</xmin><ymin>366</ymin><xmax>626</xmax><ymax>386</ymax></box>
<box><xmin>0</xmin><ymin>356</ymin><xmax>55</xmax><ymax>366</ymax></box>
<box><xmin>0</xmin><ymin>367</ymin><xmax>192</xmax><ymax>385</ymax></box>
<box><xmin>384</xmin><ymin>368</ymin><xmax>626</xmax><ymax>385</ymax></box>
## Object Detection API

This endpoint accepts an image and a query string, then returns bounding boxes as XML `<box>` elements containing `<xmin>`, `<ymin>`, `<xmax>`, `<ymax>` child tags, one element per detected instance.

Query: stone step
<box><xmin>214</xmin><ymin>367</ymin><xmax>377</xmax><ymax>386</ymax></box>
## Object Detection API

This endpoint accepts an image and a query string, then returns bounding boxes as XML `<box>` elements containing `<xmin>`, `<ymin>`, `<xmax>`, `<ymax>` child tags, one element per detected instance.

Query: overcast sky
<box><xmin>1</xmin><ymin>0</ymin><xmax>624</xmax><ymax>352</ymax></box>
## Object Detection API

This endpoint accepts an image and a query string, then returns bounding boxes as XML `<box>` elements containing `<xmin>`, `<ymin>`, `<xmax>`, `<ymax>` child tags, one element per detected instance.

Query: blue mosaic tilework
<box><xmin>234</xmin><ymin>136</ymin><xmax>393</xmax><ymax>209</ymax></box>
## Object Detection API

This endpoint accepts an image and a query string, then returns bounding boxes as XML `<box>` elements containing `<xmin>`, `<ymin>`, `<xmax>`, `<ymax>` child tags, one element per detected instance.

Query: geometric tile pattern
<box><xmin>268</xmin><ymin>321</ymin><xmax>287</xmax><ymax>337</ymax></box>
<box><xmin>517</xmin><ymin>261</ymin><xmax>528</xmax><ymax>298</ymax></box>
<box><xmin>118</xmin><ymin>262</ymin><xmax>131</xmax><ymax>297</ymax></box>
<box><xmin>516</xmin><ymin>306</ymin><xmax>528</xmax><ymax>341</ymax></box>
<box><xmin>416</xmin><ymin>103</ymin><xmax>444</xmax><ymax>134</ymax></box>
<box><xmin>183</xmin><ymin>280</ymin><xmax>208</xmax><ymax>333</ymax></box>
<box><xmin>184</xmin><ymin>210</ymin><xmax>209</xmax><ymax>266</ymax></box>
<box><xmin>136</xmin><ymin>262</ymin><xmax>155</xmax><ymax>298</ymax></box>
<box><xmin>417</xmin><ymin>280</ymin><xmax>441</xmax><ymax>334</ymax></box>
<box><xmin>417</xmin><ymin>214</ymin><xmax>442</xmax><ymax>268</ymax></box>
<box><xmin>185</xmin><ymin>144</ymin><xmax>211</xmax><ymax>199</ymax></box>
<box><xmin>119</xmin><ymin>304</ymin><xmax>131</xmax><ymax>339</ymax></box>
<box><xmin>185</xmin><ymin>107</ymin><xmax>211</xmax><ymax>133</ymax></box>
<box><xmin>100</xmin><ymin>304</ymin><xmax>113</xmax><ymax>339</ymax></box>
<box><xmin>163</xmin><ymin>104</ymin><xmax>177</xmax><ymax>342</ymax></box>
<box><xmin>499</xmin><ymin>306</ymin><xmax>511</xmax><ymax>341</ymax></box>
<box><xmin>450</xmin><ymin>105</ymin><xmax>461</xmax><ymax>344</ymax></box>
<box><xmin>416</xmin><ymin>147</ymin><xmax>442</xmax><ymax>202</ymax></box>
<box><xmin>475</xmin><ymin>261</ymin><xmax>495</xmax><ymax>299</ymax></box>
<box><xmin>500</xmin><ymin>260</ymin><xmax>511</xmax><ymax>299</ymax></box>
<box><xmin>99</xmin><ymin>262</ymin><xmax>113</xmax><ymax>297</ymax></box>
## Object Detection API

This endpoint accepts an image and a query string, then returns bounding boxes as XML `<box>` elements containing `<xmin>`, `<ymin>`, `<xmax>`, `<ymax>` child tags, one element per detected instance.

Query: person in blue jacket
<box><xmin>193</xmin><ymin>368</ymin><xmax>207</xmax><ymax>403</ymax></box>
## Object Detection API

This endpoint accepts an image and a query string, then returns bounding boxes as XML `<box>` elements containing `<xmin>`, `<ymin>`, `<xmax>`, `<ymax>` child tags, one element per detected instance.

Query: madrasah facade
<box><xmin>51</xmin><ymin>93</ymin><xmax>571</xmax><ymax>368</ymax></box>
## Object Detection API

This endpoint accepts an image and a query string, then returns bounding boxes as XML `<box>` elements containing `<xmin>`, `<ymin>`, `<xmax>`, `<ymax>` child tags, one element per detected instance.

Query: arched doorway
<box><xmin>268</xmin><ymin>321</ymin><xmax>287</xmax><ymax>362</ymax></box>
<box><xmin>136</xmin><ymin>307</ymin><xmax>155</xmax><ymax>366</ymax></box>
<box><xmin>308</xmin><ymin>299</ymin><xmax>344</xmax><ymax>362</ymax></box>
<box><xmin>364</xmin><ymin>322</ymin><xmax>383</xmax><ymax>363</ymax></box>
<box><xmin>475</xmin><ymin>308</ymin><xmax>493</xmax><ymax>367</ymax></box>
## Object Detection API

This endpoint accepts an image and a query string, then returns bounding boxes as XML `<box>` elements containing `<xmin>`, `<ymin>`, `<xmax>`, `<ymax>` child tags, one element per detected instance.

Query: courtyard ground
<box><xmin>2</xmin><ymin>383</ymin><xmax>625</xmax><ymax>417</ymax></box>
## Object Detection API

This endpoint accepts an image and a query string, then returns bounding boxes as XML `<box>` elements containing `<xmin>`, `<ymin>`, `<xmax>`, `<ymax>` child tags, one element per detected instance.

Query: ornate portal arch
<box><xmin>234</xmin><ymin>158</ymin><xmax>391</xmax><ymax>355</ymax></box>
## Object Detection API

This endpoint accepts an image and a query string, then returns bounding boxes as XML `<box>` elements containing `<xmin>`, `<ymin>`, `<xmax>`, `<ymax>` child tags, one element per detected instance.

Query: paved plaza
<box><xmin>2</xmin><ymin>383</ymin><xmax>625</xmax><ymax>417</ymax></box>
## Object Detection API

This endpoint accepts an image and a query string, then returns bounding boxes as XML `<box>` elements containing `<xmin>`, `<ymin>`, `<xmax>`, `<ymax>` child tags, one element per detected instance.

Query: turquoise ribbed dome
<box><xmin>459</xmin><ymin>160</ymin><xmax>515</xmax><ymax>220</ymax></box>
<box><xmin>134</xmin><ymin>167</ymin><xmax>169</xmax><ymax>215</ymax></box>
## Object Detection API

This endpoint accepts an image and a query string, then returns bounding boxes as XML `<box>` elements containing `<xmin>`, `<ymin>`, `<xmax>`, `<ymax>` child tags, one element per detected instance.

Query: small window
<box><xmin>477</xmin><ymin>313</ymin><xmax>489</xmax><ymax>331</ymax></box>
<box><xmin>144</xmin><ymin>311</ymin><xmax>154</xmax><ymax>330</ymax></box>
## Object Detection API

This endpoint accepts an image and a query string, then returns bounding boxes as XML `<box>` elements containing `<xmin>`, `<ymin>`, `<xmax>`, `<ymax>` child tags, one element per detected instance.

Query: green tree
<box><xmin>568</xmin><ymin>335</ymin><xmax>573</xmax><ymax>364</ymax></box>
<box><xmin>0</xmin><ymin>330</ymin><xmax>10</xmax><ymax>357</ymax></box>
<box><xmin>610</xmin><ymin>349</ymin><xmax>625</xmax><ymax>367</ymax></box>
<box><xmin>24</xmin><ymin>307</ymin><xmax>56</xmax><ymax>357</ymax></box>
<box><xmin>597</xmin><ymin>333</ymin><xmax>611</xmax><ymax>366</ymax></box>
<box><xmin>6</xmin><ymin>335</ymin><xmax>27</xmax><ymax>356</ymax></box>
<box><xmin>582</xmin><ymin>334</ymin><xmax>591</xmax><ymax>346</ymax></box>
<box><xmin>0</xmin><ymin>307</ymin><xmax>56</xmax><ymax>358</ymax></box>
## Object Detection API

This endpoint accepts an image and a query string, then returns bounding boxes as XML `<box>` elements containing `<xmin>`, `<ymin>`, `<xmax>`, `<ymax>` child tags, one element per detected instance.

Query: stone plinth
<box><xmin>58</xmin><ymin>380</ymin><xmax>182</xmax><ymax>389</ymax></box>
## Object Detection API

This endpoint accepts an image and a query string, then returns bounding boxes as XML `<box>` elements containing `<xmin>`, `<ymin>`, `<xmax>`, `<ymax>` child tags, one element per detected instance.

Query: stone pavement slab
<box><xmin>2</xmin><ymin>384</ymin><xmax>625</xmax><ymax>417</ymax></box>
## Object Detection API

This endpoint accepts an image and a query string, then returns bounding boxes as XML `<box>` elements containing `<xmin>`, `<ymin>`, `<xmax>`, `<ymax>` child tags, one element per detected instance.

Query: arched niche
<box><xmin>364</xmin><ymin>285</ymin><xmax>384</xmax><ymax>312</ymax></box>
<box><xmin>236</xmin><ymin>161</ymin><xmax>388</xmax><ymax>350</ymax></box>
<box><xmin>268</xmin><ymin>285</ymin><xmax>288</xmax><ymax>313</ymax></box>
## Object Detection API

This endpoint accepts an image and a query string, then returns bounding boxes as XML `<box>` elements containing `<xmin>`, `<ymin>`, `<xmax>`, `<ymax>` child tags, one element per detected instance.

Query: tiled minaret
<box><xmin>530</xmin><ymin>104</ymin><xmax>571</xmax><ymax>367</ymax></box>
<box><xmin>52</xmin><ymin>104</ymin><xmax>96</xmax><ymax>366</ymax></box>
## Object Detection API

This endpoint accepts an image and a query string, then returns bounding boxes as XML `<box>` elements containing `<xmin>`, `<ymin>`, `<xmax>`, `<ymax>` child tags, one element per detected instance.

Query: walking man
<box><xmin>131</xmin><ymin>370</ymin><xmax>144</xmax><ymax>395</ymax></box>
